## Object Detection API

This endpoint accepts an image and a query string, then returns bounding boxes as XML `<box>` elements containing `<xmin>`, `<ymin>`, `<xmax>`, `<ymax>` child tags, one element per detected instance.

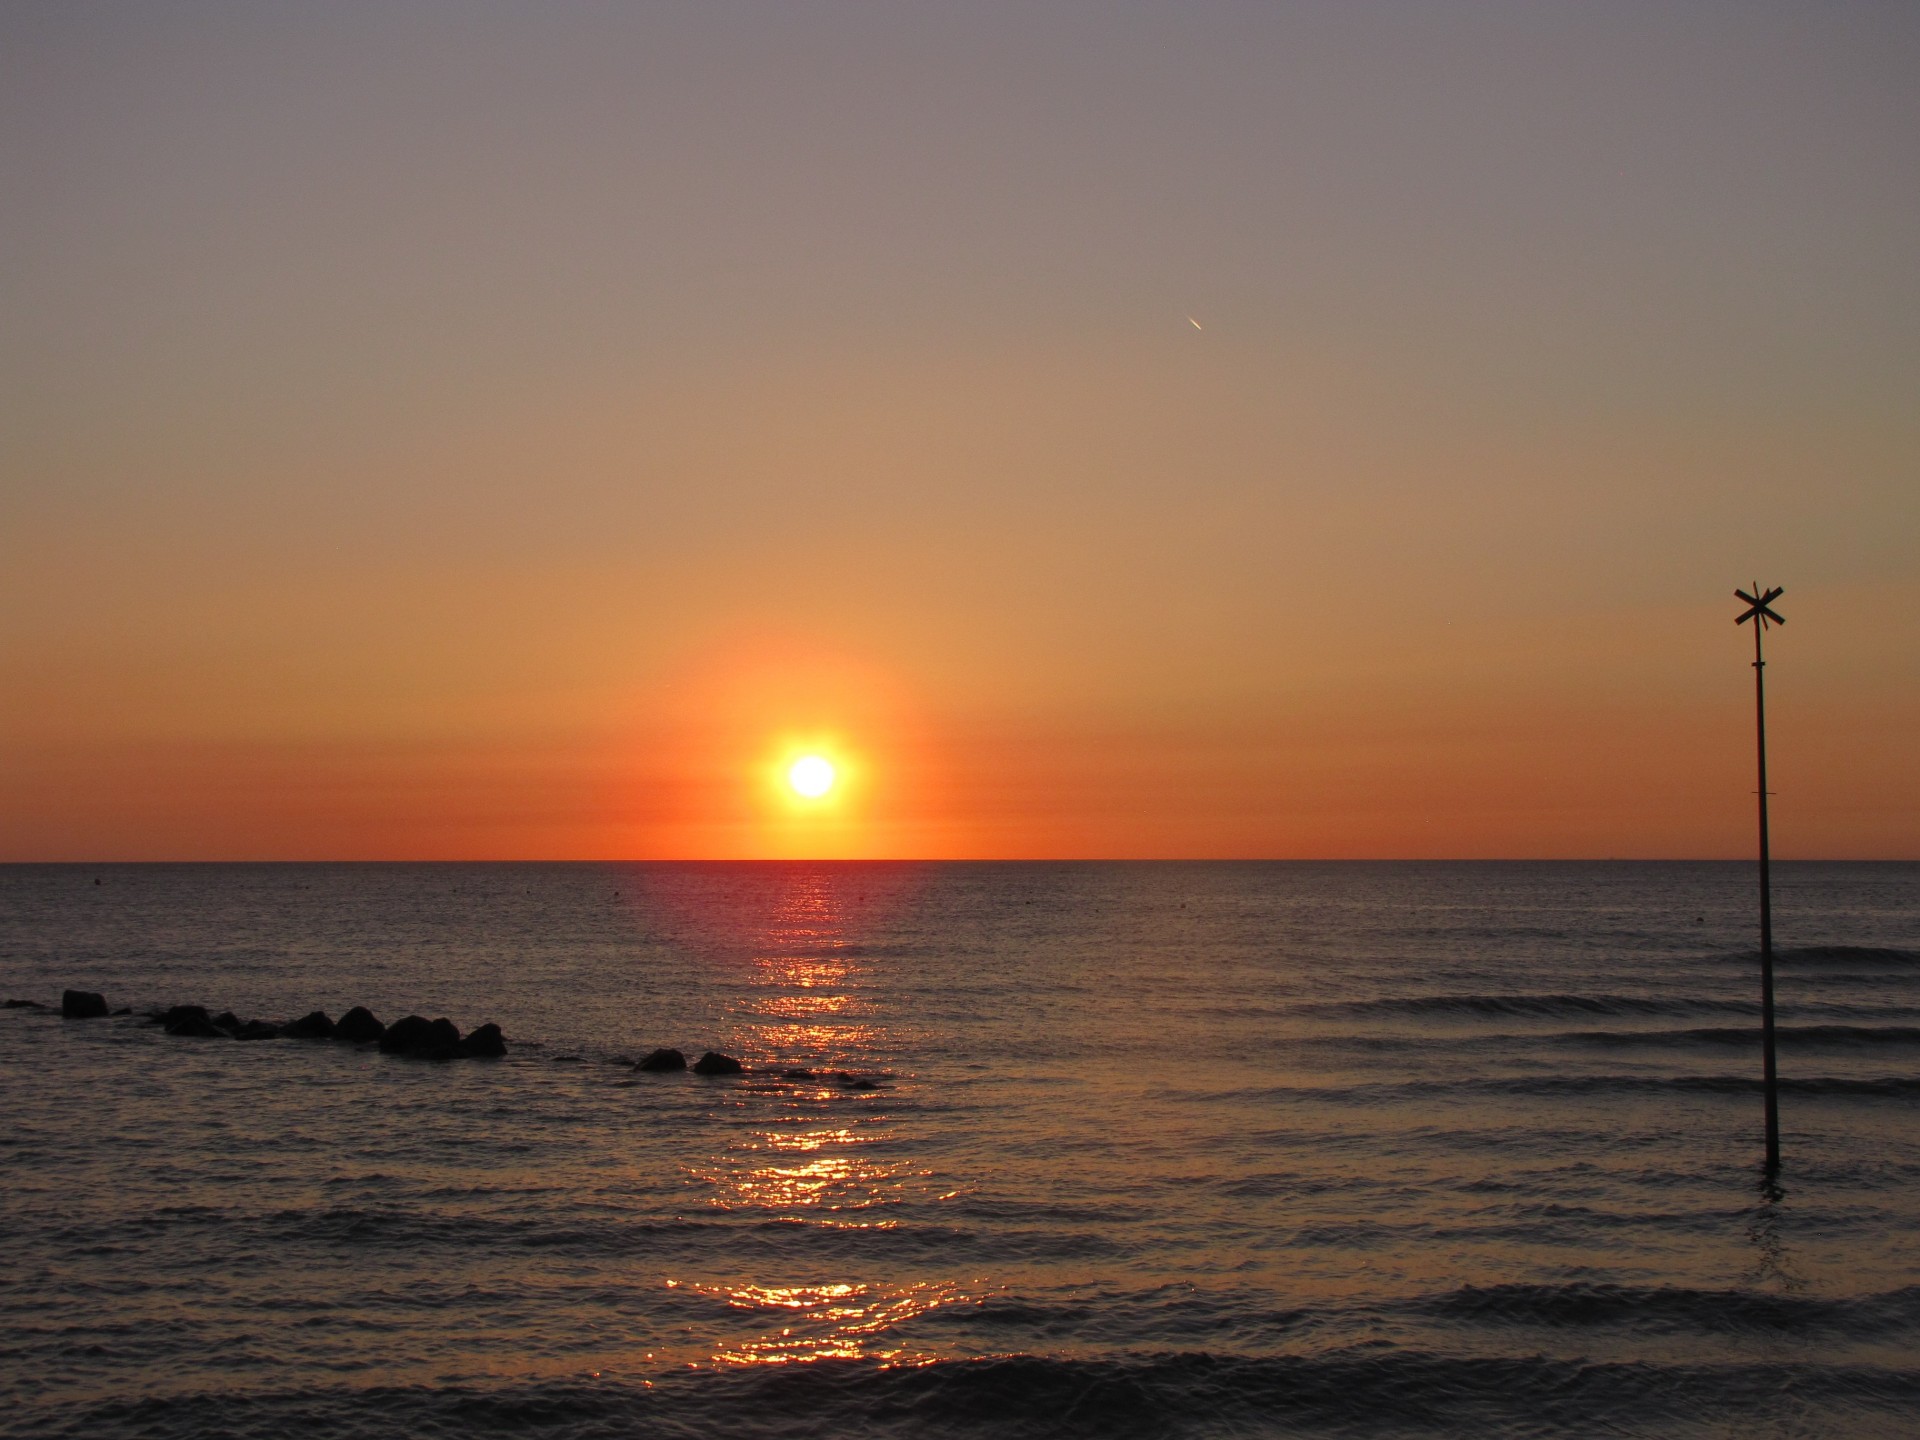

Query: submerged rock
<box><xmin>333</xmin><ymin>1006</ymin><xmax>385</xmax><ymax>1043</ymax></box>
<box><xmin>379</xmin><ymin>1014</ymin><xmax>462</xmax><ymax>1060</ymax></box>
<box><xmin>635</xmin><ymin>1047</ymin><xmax>687</xmax><ymax>1073</ymax></box>
<box><xmin>231</xmin><ymin>1019</ymin><xmax>280</xmax><ymax>1041</ymax></box>
<box><xmin>692</xmin><ymin>1051</ymin><xmax>743</xmax><ymax>1076</ymax></box>
<box><xmin>4</xmin><ymin>998</ymin><xmax>46</xmax><ymax>1009</ymax></box>
<box><xmin>281</xmin><ymin>1010</ymin><xmax>335</xmax><ymax>1040</ymax></box>
<box><xmin>62</xmin><ymin>990</ymin><xmax>109</xmax><ymax>1019</ymax></box>
<box><xmin>459</xmin><ymin>1022</ymin><xmax>506</xmax><ymax>1058</ymax></box>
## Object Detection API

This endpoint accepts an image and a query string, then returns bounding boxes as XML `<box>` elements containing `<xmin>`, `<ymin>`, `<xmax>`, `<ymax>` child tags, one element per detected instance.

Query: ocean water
<box><xmin>2</xmin><ymin>860</ymin><xmax>1917</xmax><ymax>1439</ymax></box>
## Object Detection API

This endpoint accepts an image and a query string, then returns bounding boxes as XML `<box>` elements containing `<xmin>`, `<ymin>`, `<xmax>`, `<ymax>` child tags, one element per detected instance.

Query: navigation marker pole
<box><xmin>1734</xmin><ymin>584</ymin><xmax>1785</xmax><ymax>1177</ymax></box>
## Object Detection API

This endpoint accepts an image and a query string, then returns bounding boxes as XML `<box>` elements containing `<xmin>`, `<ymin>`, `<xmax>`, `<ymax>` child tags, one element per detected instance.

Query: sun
<box><xmin>787</xmin><ymin>754</ymin><xmax>836</xmax><ymax>799</ymax></box>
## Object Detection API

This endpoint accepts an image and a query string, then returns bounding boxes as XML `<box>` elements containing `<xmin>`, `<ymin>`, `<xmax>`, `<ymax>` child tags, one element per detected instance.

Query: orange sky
<box><xmin>3</xmin><ymin>4</ymin><xmax>1916</xmax><ymax>859</ymax></box>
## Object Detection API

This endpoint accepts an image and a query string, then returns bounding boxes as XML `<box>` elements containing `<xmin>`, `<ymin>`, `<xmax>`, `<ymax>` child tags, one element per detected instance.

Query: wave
<box><xmin>1292</xmin><ymin>950</ymin><xmax>1920</xmax><ymax>1026</ymax></box>
<box><xmin>44</xmin><ymin>1350</ymin><xmax>1920</xmax><ymax>1440</ymax></box>
<box><xmin>1296</xmin><ymin>986</ymin><xmax>1920</xmax><ymax>1026</ymax></box>
<box><xmin>1468</xmin><ymin>1074</ymin><xmax>1920</xmax><ymax>1100</ymax></box>
<box><xmin>1408</xmin><ymin>1282</ymin><xmax>1920</xmax><ymax>1338</ymax></box>
<box><xmin>1770</xmin><ymin>946</ymin><xmax>1920</xmax><ymax>969</ymax></box>
<box><xmin>42</xmin><ymin>1204</ymin><xmax>1121</xmax><ymax>1270</ymax></box>
<box><xmin>1220</xmin><ymin>1074</ymin><xmax>1920</xmax><ymax>1105</ymax></box>
<box><xmin>1297</xmin><ymin>993</ymin><xmax>1743</xmax><ymax>1020</ymax></box>
<box><xmin>1557</xmin><ymin>1024</ymin><xmax>1920</xmax><ymax>1050</ymax></box>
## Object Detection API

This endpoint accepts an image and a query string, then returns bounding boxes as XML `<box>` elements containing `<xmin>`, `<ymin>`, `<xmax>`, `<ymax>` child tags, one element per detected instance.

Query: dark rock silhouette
<box><xmin>458</xmin><ymin>1022</ymin><xmax>506</xmax><ymax>1058</ymax></box>
<box><xmin>782</xmin><ymin>1068</ymin><xmax>817</xmax><ymax>1080</ymax></box>
<box><xmin>162</xmin><ymin>1005</ymin><xmax>226</xmax><ymax>1039</ymax></box>
<box><xmin>378</xmin><ymin>1013</ymin><xmax>433</xmax><ymax>1051</ymax></box>
<box><xmin>62</xmin><ymin>990</ymin><xmax>109</xmax><ymax>1019</ymax></box>
<box><xmin>635</xmin><ymin>1048</ymin><xmax>687</xmax><ymax>1072</ymax></box>
<box><xmin>112</xmin><ymin>995</ymin><xmax>502</xmax><ymax>1060</ymax></box>
<box><xmin>281</xmin><ymin>1011</ymin><xmax>335</xmax><ymax>1040</ymax></box>
<box><xmin>692</xmin><ymin>1051</ymin><xmax>743</xmax><ymax>1076</ymax></box>
<box><xmin>333</xmin><ymin>1006</ymin><xmax>386</xmax><ymax>1043</ymax></box>
<box><xmin>379</xmin><ymin>1014</ymin><xmax>463</xmax><ymax>1060</ymax></box>
<box><xmin>4</xmin><ymin>999</ymin><xmax>46</xmax><ymax>1009</ymax></box>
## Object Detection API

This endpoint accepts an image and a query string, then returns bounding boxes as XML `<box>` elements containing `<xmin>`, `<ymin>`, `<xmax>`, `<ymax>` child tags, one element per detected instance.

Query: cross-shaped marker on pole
<box><xmin>1735</xmin><ymin>586</ymin><xmax>1785</xmax><ymax>630</ymax></box>
<box><xmin>1735</xmin><ymin>584</ymin><xmax>1784</xmax><ymax>1181</ymax></box>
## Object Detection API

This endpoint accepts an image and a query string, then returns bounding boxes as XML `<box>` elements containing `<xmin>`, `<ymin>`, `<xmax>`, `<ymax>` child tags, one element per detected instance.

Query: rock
<box><xmin>3</xmin><ymin>998</ymin><xmax>45</xmax><ymax>1009</ymax></box>
<box><xmin>62</xmin><ymin>990</ymin><xmax>109</xmax><ymax>1019</ymax></box>
<box><xmin>692</xmin><ymin>1050</ymin><xmax>743</xmax><ymax>1076</ymax></box>
<box><xmin>379</xmin><ymin>1014</ymin><xmax>462</xmax><ymax>1060</ymax></box>
<box><xmin>635</xmin><ymin>1047</ymin><xmax>687</xmax><ymax>1073</ymax></box>
<box><xmin>231</xmin><ymin>1020</ymin><xmax>280</xmax><ymax>1041</ymax></box>
<box><xmin>162</xmin><ymin>1005</ymin><xmax>226</xmax><ymax>1039</ymax></box>
<box><xmin>211</xmin><ymin>1010</ymin><xmax>242</xmax><ymax>1033</ymax></box>
<box><xmin>418</xmin><ymin>1018</ymin><xmax>462</xmax><ymax>1060</ymax></box>
<box><xmin>111</xmin><ymin>1007</ymin><xmax>131</xmax><ymax>1016</ymax></box>
<box><xmin>458</xmin><ymin>1022</ymin><xmax>506</xmax><ymax>1058</ymax></box>
<box><xmin>377</xmin><ymin>1013</ymin><xmax>432</xmax><ymax>1051</ymax></box>
<box><xmin>836</xmin><ymin>1073</ymin><xmax>879</xmax><ymax>1091</ymax></box>
<box><xmin>280</xmin><ymin>1010</ymin><xmax>335</xmax><ymax>1040</ymax></box>
<box><xmin>333</xmin><ymin>1006</ymin><xmax>385</xmax><ymax>1043</ymax></box>
<box><xmin>782</xmin><ymin>1068</ymin><xmax>817</xmax><ymax>1080</ymax></box>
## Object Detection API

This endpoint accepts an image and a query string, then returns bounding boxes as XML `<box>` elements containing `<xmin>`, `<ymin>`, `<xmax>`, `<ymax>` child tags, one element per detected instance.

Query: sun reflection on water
<box><xmin>692</xmin><ymin>1125</ymin><xmax>908</xmax><ymax>1217</ymax></box>
<box><xmin>688</xmin><ymin>1278</ymin><xmax>971</xmax><ymax>1366</ymax></box>
<box><xmin>651</xmin><ymin>866</ymin><xmax>965</xmax><ymax>1366</ymax></box>
<box><xmin>757</xmin><ymin>991</ymin><xmax>853</xmax><ymax>1019</ymax></box>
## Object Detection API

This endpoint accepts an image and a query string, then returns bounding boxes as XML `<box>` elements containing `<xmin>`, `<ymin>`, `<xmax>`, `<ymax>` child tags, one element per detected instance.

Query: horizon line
<box><xmin>4</xmin><ymin>856</ymin><xmax>1915</xmax><ymax>867</ymax></box>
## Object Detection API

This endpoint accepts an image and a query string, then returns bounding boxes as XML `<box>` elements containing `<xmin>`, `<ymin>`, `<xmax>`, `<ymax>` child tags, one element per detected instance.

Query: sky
<box><xmin>3</xmin><ymin>1</ymin><xmax>1916</xmax><ymax>860</ymax></box>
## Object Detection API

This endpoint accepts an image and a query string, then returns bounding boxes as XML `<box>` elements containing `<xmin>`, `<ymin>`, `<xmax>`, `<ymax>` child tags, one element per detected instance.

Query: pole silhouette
<box><xmin>1734</xmin><ymin>584</ymin><xmax>1784</xmax><ymax>1176</ymax></box>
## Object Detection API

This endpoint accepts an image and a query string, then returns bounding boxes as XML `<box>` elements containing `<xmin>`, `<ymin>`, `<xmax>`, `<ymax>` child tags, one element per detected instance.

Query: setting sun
<box><xmin>787</xmin><ymin>755</ymin><xmax>836</xmax><ymax>799</ymax></box>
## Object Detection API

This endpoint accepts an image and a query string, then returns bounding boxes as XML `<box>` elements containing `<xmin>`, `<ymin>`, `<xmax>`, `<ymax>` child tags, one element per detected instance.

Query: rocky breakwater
<box><xmin>137</xmin><ymin>1000</ymin><xmax>508</xmax><ymax>1060</ymax></box>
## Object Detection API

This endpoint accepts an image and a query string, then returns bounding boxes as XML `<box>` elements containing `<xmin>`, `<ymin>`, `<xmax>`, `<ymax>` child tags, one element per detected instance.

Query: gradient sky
<box><xmin>4</xmin><ymin>2</ymin><xmax>1916</xmax><ymax>860</ymax></box>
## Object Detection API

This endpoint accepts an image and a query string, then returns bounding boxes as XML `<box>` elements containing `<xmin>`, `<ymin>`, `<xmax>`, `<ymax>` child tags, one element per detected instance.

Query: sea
<box><xmin>2</xmin><ymin>860</ymin><xmax>1917</xmax><ymax>1439</ymax></box>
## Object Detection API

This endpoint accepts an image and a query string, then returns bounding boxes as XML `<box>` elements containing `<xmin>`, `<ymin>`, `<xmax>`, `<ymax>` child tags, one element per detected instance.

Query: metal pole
<box><xmin>1753</xmin><ymin>614</ymin><xmax>1780</xmax><ymax>1175</ymax></box>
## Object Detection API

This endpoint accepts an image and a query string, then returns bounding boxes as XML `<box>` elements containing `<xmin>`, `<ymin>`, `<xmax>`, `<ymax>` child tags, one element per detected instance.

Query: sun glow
<box><xmin>787</xmin><ymin>754</ymin><xmax>836</xmax><ymax>799</ymax></box>
<box><xmin>759</xmin><ymin>732</ymin><xmax>865</xmax><ymax>845</ymax></box>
